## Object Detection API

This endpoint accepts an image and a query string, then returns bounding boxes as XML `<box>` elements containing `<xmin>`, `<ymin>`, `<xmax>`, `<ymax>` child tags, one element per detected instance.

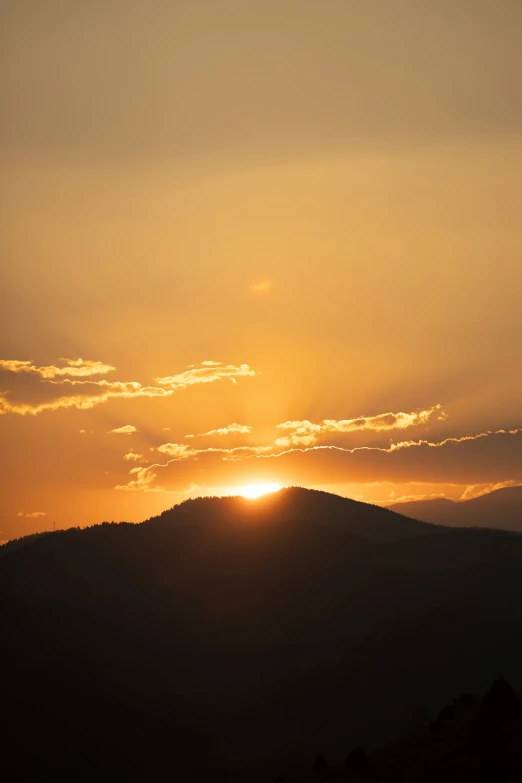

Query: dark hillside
<box><xmin>2</xmin><ymin>489</ymin><xmax>522</xmax><ymax>780</ymax></box>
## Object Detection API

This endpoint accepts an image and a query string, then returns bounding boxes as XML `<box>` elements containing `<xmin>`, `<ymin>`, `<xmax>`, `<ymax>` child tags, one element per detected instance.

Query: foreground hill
<box><xmin>387</xmin><ymin>485</ymin><xmax>522</xmax><ymax>532</ymax></box>
<box><xmin>150</xmin><ymin>486</ymin><xmax>435</xmax><ymax>540</ymax></box>
<box><xmin>2</xmin><ymin>488</ymin><xmax>522</xmax><ymax>781</ymax></box>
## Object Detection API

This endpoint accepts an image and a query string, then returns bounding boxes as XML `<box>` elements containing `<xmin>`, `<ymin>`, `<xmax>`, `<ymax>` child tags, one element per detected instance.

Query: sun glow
<box><xmin>239</xmin><ymin>483</ymin><xmax>282</xmax><ymax>499</ymax></box>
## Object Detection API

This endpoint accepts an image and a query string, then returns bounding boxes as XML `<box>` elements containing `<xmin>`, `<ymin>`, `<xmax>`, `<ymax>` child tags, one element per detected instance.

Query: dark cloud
<box><xmin>115</xmin><ymin>429</ymin><xmax>522</xmax><ymax>493</ymax></box>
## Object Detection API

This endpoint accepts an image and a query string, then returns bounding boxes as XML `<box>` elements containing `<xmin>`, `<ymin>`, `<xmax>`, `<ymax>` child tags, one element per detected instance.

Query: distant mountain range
<box><xmin>3</xmin><ymin>487</ymin><xmax>522</xmax><ymax>781</ymax></box>
<box><xmin>387</xmin><ymin>484</ymin><xmax>522</xmax><ymax>532</ymax></box>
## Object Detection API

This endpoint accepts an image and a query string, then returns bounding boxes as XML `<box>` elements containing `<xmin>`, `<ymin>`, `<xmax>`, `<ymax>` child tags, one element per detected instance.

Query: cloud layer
<box><xmin>0</xmin><ymin>359</ymin><xmax>258</xmax><ymax>416</ymax></box>
<box><xmin>115</xmin><ymin>427</ymin><xmax>522</xmax><ymax>493</ymax></box>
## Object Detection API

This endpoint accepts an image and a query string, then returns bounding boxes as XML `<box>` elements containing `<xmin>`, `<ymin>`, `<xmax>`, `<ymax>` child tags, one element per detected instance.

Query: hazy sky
<box><xmin>2</xmin><ymin>1</ymin><xmax>522</xmax><ymax>539</ymax></box>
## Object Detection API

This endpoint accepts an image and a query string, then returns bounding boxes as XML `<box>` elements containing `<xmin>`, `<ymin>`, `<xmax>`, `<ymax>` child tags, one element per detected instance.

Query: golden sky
<box><xmin>1</xmin><ymin>1</ymin><xmax>522</xmax><ymax>540</ymax></box>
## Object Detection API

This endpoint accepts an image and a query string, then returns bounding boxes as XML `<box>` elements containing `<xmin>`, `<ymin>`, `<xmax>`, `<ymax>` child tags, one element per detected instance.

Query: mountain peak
<box><xmin>150</xmin><ymin>486</ymin><xmax>434</xmax><ymax>541</ymax></box>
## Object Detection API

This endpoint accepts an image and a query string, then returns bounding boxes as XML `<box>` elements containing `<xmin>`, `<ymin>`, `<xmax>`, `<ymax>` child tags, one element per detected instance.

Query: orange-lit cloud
<box><xmin>17</xmin><ymin>511</ymin><xmax>47</xmax><ymax>518</ymax></box>
<box><xmin>0</xmin><ymin>360</ymin><xmax>259</xmax><ymax>416</ymax></box>
<box><xmin>156</xmin><ymin>443</ymin><xmax>199</xmax><ymax>460</ymax></box>
<box><xmin>116</xmin><ymin>427</ymin><xmax>522</xmax><ymax>493</ymax></box>
<box><xmin>185</xmin><ymin>422</ymin><xmax>251</xmax><ymax>438</ymax></box>
<box><xmin>459</xmin><ymin>479</ymin><xmax>522</xmax><ymax>501</ymax></box>
<box><xmin>0</xmin><ymin>358</ymin><xmax>115</xmax><ymax>378</ymax></box>
<box><xmin>156</xmin><ymin>442</ymin><xmax>272</xmax><ymax>459</ymax></box>
<box><xmin>123</xmin><ymin>450</ymin><xmax>148</xmax><ymax>463</ymax></box>
<box><xmin>114</xmin><ymin>466</ymin><xmax>161</xmax><ymax>493</ymax></box>
<box><xmin>383</xmin><ymin>492</ymin><xmax>448</xmax><ymax>505</ymax></box>
<box><xmin>274</xmin><ymin>405</ymin><xmax>443</xmax><ymax>447</ymax></box>
<box><xmin>154</xmin><ymin>362</ymin><xmax>257</xmax><ymax>389</ymax></box>
<box><xmin>109</xmin><ymin>425</ymin><xmax>137</xmax><ymax>435</ymax></box>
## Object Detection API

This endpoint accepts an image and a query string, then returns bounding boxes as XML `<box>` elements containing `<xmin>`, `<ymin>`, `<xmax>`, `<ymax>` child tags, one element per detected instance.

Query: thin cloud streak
<box><xmin>0</xmin><ymin>358</ymin><xmax>115</xmax><ymax>378</ymax></box>
<box><xmin>185</xmin><ymin>423</ymin><xmax>252</xmax><ymax>438</ymax></box>
<box><xmin>154</xmin><ymin>363</ymin><xmax>257</xmax><ymax>389</ymax></box>
<box><xmin>157</xmin><ymin>443</ymin><xmax>272</xmax><ymax>459</ymax></box>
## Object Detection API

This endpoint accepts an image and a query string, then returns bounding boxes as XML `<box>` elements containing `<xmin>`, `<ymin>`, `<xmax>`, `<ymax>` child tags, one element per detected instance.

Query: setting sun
<box><xmin>239</xmin><ymin>483</ymin><xmax>282</xmax><ymax>499</ymax></box>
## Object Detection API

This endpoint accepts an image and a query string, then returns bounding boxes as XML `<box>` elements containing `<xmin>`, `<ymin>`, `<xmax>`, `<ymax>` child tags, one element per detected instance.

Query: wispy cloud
<box><xmin>123</xmin><ymin>450</ymin><xmax>148</xmax><ymax>463</ymax></box>
<box><xmin>154</xmin><ymin>406</ymin><xmax>446</xmax><ymax>462</ymax></box>
<box><xmin>0</xmin><ymin>358</ymin><xmax>115</xmax><ymax>378</ymax></box>
<box><xmin>157</xmin><ymin>442</ymin><xmax>272</xmax><ymax>459</ymax></box>
<box><xmin>109</xmin><ymin>425</ymin><xmax>137</xmax><ymax>435</ymax></box>
<box><xmin>156</xmin><ymin>443</ymin><xmax>199</xmax><ymax>459</ymax></box>
<box><xmin>185</xmin><ymin>422</ymin><xmax>252</xmax><ymax>438</ymax></box>
<box><xmin>0</xmin><ymin>360</ymin><xmax>258</xmax><ymax>416</ymax></box>
<box><xmin>386</xmin><ymin>492</ymin><xmax>448</xmax><ymax>505</ymax></box>
<box><xmin>154</xmin><ymin>362</ymin><xmax>257</xmax><ymax>389</ymax></box>
<box><xmin>274</xmin><ymin>405</ymin><xmax>443</xmax><ymax>447</ymax></box>
<box><xmin>17</xmin><ymin>511</ymin><xmax>47</xmax><ymax>518</ymax></box>
<box><xmin>115</xmin><ymin>427</ymin><xmax>522</xmax><ymax>493</ymax></box>
<box><xmin>114</xmin><ymin>465</ymin><xmax>162</xmax><ymax>492</ymax></box>
<box><xmin>459</xmin><ymin>479</ymin><xmax>522</xmax><ymax>501</ymax></box>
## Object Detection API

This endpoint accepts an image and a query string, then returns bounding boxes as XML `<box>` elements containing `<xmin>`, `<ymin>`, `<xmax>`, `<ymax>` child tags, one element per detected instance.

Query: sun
<box><xmin>239</xmin><ymin>483</ymin><xmax>282</xmax><ymax>499</ymax></box>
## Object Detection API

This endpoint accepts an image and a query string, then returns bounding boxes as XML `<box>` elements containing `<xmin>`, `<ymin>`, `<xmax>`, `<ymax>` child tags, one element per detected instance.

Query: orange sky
<box><xmin>1</xmin><ymin>1</ymin><xmax>522</xmax><ymax>541</ymax></box>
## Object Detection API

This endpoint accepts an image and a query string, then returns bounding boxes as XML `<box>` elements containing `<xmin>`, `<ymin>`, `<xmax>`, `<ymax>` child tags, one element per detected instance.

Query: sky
<box><xmin>1</xmin><ymin>0</ymin><xmax>522</xmax><ymax>540</ymax></box>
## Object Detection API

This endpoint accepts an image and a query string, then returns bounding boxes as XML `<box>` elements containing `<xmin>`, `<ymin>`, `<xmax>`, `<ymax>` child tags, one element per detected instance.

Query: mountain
<box><xmin>2</xmin><ymin>488</ymin><xmax>522</xmax><ymax>781</ymax></box>
<box><xmin>150</xmin><ymin>486</ymin><xmax>436</xmax><ymax>540</ymax></box>
<box><xmin>387</xmin><ymin>485</ymin><xmax>522</xmax><ymax>532</ymax></box>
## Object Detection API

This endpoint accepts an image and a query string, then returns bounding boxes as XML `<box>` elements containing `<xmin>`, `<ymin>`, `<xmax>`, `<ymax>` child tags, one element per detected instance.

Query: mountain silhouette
<box><xmin>150</xmin><ymin>486</ymin><xmax>435</xmax><ymax>540</ymax></box>
<box><xmin>387</xmin><ymin>485</ymin><xmax>522</xmax><ymax>532</ymax></box>
<box><xmin>3</xmin><ymin>487</ymin><xmax>522</xmax><ymax>781</ymax></box>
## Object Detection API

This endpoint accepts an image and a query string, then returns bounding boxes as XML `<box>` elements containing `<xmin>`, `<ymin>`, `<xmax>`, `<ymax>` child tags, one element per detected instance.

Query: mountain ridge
<box><xmin>387</xmin><ymin>484</ymin><xmax>522</xmax><ymax>531</ymax></box>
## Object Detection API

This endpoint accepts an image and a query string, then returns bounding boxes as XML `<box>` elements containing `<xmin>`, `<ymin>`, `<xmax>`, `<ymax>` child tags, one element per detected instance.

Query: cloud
<box><xmin>0</xmin><ymin>358</ymin><xmax>115</xmax><ymax>378</ymax></box>
<box><xmin>252</xmin><ymin>428</ymin><xmax>522</xmax><ymax>486</ymax></box>
<box><xmin>157</xmin><ymin>442</ymin><xmax>273</xmax><ymax>459</ymax></box>
<box><xmin>116</xmin><ymin>428</ymin><xmax>522</xmax><ymax>493</ymax></box>
<box><xmin>17</xmin><ymin>511</ymin><xmax>47</xmax><ymax>518</ymax></box>
<box><xmin>274</xmin><ymin>405</ymin><xmax>443</xmax><ymax>447</ymax></box>
<box><xmin>123</xmin><ymin>450</ymin><xmax>148</xmax><ymax>463</ymax></box>
<box><xmin>114</xmin><ymin>466</ymin><xmax>161</xmax><ymax>493</ymax></box>
<box><xmin>156</xmin><ymin>443</ymin><xmax>199</xmax><ymax>459</ymax></box>
<box><xmin>154</xmin><ymin>362</ymin><xmax>257</xmax><ymax>389</ymax></box>
<box><xmin>185</xmin><ymin>422</ymin><xmax>251</xmax><ymax>438</ymax></box>
<box><xmin>0</xmin><ymin>360</ymin><xmax>258</xmax><ymax>416</ymax></box>
<box><xmin>385</xmin><ymin>492</ymin><xmax>448</xmax><ymax>505</ymax></box>
<box><xmin>116</xmin><ymin>443</ymin><xmax>274</xmax><ymax>491</ymax></box>
<box><xmin>459</xmin><ymin>479</ymin><xmax>522</xmax><ymax>501</ymax></box>
<box><xmin>109</xmin><ymin>425</ymin><xmax>137</xmax><ymax>435</ymax></box>
<box><xmin>0</xmin><ymin>383</ymin><xmax>171</xmax><ymax>416</ymax></box>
